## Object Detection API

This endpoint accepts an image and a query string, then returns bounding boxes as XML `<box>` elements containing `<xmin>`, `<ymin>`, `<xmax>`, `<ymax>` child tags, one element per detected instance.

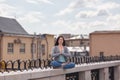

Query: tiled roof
<box><xmin>0</xmin><ymin>17</ymin><xmax>28</xmax><ymax>34</ymax></box>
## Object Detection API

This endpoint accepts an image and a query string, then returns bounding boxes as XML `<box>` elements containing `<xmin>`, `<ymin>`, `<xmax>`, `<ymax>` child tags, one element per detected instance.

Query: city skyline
<box><xmin>0</xmin><ymin>0</ymin><xmax>120</xmax><ymax>35</ymax></box>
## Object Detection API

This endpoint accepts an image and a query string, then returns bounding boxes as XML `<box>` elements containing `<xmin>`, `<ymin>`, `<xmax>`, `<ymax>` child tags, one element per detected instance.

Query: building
<box><xmin>90</xmin><ymin>31</ymin><xmax>120</xmax><ymax>56</ymax></box>
<box><xmin>0</xmin><ymin>17</ymin><xmax>54</xmax><ymax>61</ymax></box>
<box><xmin>59</xmin><ymin>34</ymin><xmax>71</xmax><ymax>39</ymax></box>
<box><xmin>40</xmin><ymin>34</ymin><xmax>54</xmax><ymax>59</ymax></box>
<box><xmin>68</xmin><ymin>46</ymin><xmax>89</xmax><ymax>56</ymax></box>
<box><xmin>65</xmin><ymin>35</ymin><xmax>89</xmax><ymax>47</ymax></box>
<box><xmin>65</xmin><ymin>35</ymin><xmax>89</xmax><ymax>56</ymax></box>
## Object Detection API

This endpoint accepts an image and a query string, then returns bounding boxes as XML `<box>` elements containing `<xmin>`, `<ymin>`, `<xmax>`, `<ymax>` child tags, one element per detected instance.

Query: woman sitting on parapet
<box><xmin>50</xmin><ymin>36</ymin><xmax>75</xmax><ymax>69</ymax></box>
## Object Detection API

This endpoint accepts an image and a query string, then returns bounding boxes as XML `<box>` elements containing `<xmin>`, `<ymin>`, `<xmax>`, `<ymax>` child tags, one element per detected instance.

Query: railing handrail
<box><xmin>0</xmin><ymin>55</ymin><xmax>120</xmax><ymax>73</ymax></box>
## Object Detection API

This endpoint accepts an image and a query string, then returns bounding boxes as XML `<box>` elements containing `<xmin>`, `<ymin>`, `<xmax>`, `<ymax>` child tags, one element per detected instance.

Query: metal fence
<box><xmin>109</xmin><ymin>67</ymin><xmax>114</xmax><ymax>80</ymax></box>
<box><xmin>0</xmin><ymin>55</ymin><xmax>120</xmax><ymax>73</ymax></box>
<box><xmin>91</xmin><ymin>69</ymin><xmax>99</xmax><ymax>80</ymax></box>
<box><xmin>66</xmin><ymin>72</ymin><xmax>79</xmax><ymax>80</ymax></box>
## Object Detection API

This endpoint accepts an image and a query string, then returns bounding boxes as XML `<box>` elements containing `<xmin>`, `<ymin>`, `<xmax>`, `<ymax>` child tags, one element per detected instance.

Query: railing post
<box><xmin>114</xmin><ymin>66</ymin><xmax>120</xmax><ymax>80</ymax></box>
<box><xmin>79</xmin><ymin>70</ymin><xmax>91</xmax><ymax>80</ymax></box>
<box><xmin>99</xmin><ymin>68</ymin><xmax>109</xmax><ymax>80</ymax></box>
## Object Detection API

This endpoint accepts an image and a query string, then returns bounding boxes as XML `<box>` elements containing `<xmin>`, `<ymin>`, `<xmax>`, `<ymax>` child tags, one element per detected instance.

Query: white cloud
<box><xmin>76</xmin><ymin>9</ymin><xmax>109</xmax><ymax>18</ymax></box>
<box><xmin>97</xmin><ymin>2</ymin><xmax>120</xmax><ymax>10</ymax></box>
<box><xmin>51</xmin><ymin>20</ymin><xmax>70</xmax><ymax>28</ymax></box>
<box><xmin>107</xmin><ymin>14</ymin><xmax>120</xmax><ymax>29</ymax></box>
<box><xmin>76</xmin><ymin>10</ymin><xmax>97</xmax><ymax>18</ymax></box>
<box><xmin>89</xmin><ymin>21</ymin><xmax>107</xmax><ymax>27</ymax></box>
<box><xmin>18</xmin><ymin>12</ymin><xmax>44</xmax><ymax>24</ymax></box>
<box><xmin>97</xmin><ymin>9</ymin><xmax>109</xmax><ymax>16</ymax></box>
<box><xmin>51</xmin><ymin>19</ymin><xmax>110</xmax><ymax>34</ymax></box>
<box><xmin>0</xmin><ymin>0</ymin><xmax>119</xmax><ymax>34</ymax></box>
<box><xmin>51</xmin><ymin>20</ymin><xmax>87</xmax><ymax>30</ymax></box>
<box><xmin>0</xmin><ymin>3</ymin><xmax>16</xmax><ymax>18</ymax></box>
<box><xmin>0</xmin><ymin>0</ymin><xmax>6</xmax><ymax>2</ymax></box>
<box><xmin>56</xmin><ymin>0</ymin><xmax>120</xmax><ymax>16</ymax></box>
<box><xmin>26</xmin><ymin>0</ymin><xmax>53</xmax><ymax>4</ymax></box>
<box><xmin>56</xmin><ymin>0</ymin><xmax>99</xmax><ymax>16</ymax></box>
<box><xmin>55</xmin><ymin>2</ymin><xmax>76</xmax><ymax>16</ymax></box>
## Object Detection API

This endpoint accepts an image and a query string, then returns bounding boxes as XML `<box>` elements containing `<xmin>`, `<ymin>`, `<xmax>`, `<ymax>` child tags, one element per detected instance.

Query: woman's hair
<box><xmin>55</xmin><ymin>36</ymin><xmax>65</xmax><ymax>46</ymax></box>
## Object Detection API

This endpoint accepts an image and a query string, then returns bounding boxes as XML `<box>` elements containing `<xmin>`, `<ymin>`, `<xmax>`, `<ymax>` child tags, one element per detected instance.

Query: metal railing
<box><xmin>0</xmin><ymin>55</ymin><xmax>120</xmax><ymax>73</ymax></box>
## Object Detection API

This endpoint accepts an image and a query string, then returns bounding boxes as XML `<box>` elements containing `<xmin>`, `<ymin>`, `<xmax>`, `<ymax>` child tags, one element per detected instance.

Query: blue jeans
<box><xmin>50</xmin><ymin>61</ymin><xmax>75</xmax><ymax>69</ymax></box>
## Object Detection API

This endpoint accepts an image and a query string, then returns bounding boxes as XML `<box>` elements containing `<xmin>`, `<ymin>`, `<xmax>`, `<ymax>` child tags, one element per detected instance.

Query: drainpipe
<box><xmin>0</xmin><ymin>32</ymin><xmax>3</xmax><ymax>60</ymax></box>
<box><xmin>36</xmin><ymin>37</ymin><xmax>39</xmax><ymax>59</ymax></box>
<box><xmin>45</xmin><ymin>35</ymin><xmax>49</xmax><ymax>59</ymax></box>
<box><xmin>36</xmin><ymin>35</ymin><xmax>42</xmax><ymax>59</ymax></box>
<box><xmin>39</xmin><ymin>35</ymin><xmax>42</xmax><ymax>59</ymax></box>
<box><xmin>31</xmin><ymin>33</ymin><xmax>36</xmax><ymax>59</ymax></box>
<box><xmin>31</xmin><ymin>37</ymin><xmax>34</xmax><ymax>59</ymax></box>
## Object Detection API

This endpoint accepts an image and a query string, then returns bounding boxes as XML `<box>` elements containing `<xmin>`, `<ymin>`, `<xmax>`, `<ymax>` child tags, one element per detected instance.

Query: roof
<box><xmin>66</xmin><ymin>35</ymin><xmax>89</xmax><ymax>40</ymax></box>
<box><xmin>91</xmin><ymin>30</ymin><xmax>120</xmax><ymax>34</ymax></box>
<box><xmin>67</xmin><ymin>46</ymin><xmax>89</xmax><ymax>52</ymax></box>
<box><xmin>0</xmin><ymin>17</ymin><xmax>28</xmax><ymax>35</ymax></box>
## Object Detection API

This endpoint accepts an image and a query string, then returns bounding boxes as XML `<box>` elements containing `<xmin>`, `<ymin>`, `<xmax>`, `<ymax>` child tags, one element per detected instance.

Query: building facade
<box><xmin>90</xmin><ymin>31</ymin><xmax>120</xmax><ymax>56</ymax></box>
<box><xmin>0</xmin><ymin>17</ymin><xmax>54</xmax><ymax>61</ymax></box>
<box><xmin>65</xmin><ymin>35</ymin><xmax>89</xmax><ymax>47</ymax></box>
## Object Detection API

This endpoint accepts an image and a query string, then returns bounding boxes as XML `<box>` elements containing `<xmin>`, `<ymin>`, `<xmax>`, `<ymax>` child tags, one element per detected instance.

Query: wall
<box><xmin>2</xmin><ymin>35</ymin><xmax>34</xmax><ymax>61</ymax></box>
<box><xmin>90</xmin><ymin>33</ymin><xmax>120</xmax><ymax>56</ymax></box>
<box><xmin>66</xmin><ymin>39</ymin><xmax>89</xmax><ymax>47</ymax></box>
<box><xmin>0</xmin><ymin>34</ymin><xmax>54</xmax><ymax>61</ymax></box>
<box><xmin>40</xmin><ymin>34</ymin><xmax>54</xmax><ymax>59</ymax></box>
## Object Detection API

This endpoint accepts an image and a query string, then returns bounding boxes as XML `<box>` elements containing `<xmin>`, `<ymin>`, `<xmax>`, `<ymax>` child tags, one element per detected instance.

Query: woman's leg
<box><xmin>50</xmin><ymin>61</ymin><xmax>62</xmax><ymax>68</ymax></box>
<box><xmin>63</xmin><ymin>62</ymin><xmax>75</xmax><ymax>69</ymax></box>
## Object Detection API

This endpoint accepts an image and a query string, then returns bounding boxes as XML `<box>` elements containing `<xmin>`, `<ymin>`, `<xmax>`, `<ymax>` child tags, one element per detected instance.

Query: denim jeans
<box><xmin>50</xmin><ymin>61</ymin><xmax>75</xmax><ymax>69</ymax></box>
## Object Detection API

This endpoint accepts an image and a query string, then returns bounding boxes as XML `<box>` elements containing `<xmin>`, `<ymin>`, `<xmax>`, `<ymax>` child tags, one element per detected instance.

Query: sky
<box><xmin>0</xmin><ymin>0</ymin><xmax>120</xmax><ymax>35</ymax></box>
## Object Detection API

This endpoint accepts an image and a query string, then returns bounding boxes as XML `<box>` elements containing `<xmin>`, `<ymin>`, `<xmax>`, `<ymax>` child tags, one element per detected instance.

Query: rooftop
<box><xmin>0</xmin><ymin>17</ymin><xmax>28</xmax><ymax>35</ymax></box>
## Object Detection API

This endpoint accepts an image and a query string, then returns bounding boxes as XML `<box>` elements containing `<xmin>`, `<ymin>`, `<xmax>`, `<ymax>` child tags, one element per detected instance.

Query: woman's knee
<box><xmin>50</xmin><ymin>61</ymin><xmax>61</xmax><ymax>67</ymax></box>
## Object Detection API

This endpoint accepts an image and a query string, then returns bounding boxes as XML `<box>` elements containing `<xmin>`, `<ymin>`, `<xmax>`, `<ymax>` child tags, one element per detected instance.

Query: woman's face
<box><xmin>58</xmin><ymin>37</ymin><xmax>64</xmax><ymax>45</ymax></box>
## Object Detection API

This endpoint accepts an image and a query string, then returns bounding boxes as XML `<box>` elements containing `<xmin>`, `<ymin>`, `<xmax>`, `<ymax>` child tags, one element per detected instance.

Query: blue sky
<box><xmin>0</xmin><ymin>0</ymin><xmax>120</xmax><ymax>35</ymax></box>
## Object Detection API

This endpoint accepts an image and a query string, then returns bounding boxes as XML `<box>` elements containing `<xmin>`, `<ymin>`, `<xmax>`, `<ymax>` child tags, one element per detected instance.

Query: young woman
<box><xmin>50</xmin><ymin>36</ymin><xmax>75</xmax><ymax>69</ymax></box>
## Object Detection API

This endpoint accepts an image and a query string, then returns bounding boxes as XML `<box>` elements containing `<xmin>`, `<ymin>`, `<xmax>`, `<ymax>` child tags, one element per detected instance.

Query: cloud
<box><xmin>55</xmin><ymin>2</ymin><xmax>76</xmax><ymax>16</ymax></box>
<box><xmin>76</xmin><ymin>9</ymin><xmax>109</xmax><ymax>18</ymax></box>
<box><xmin>97</xmin><ymin>9</ymin><xmax>109</xmax><ymax>16</ymax></box>
<box><xmin>76</xmin><ymin>10</ymin><xmax>97</xmax><ymax>18</ymax></box>
<box><xmin>51</xmin><ymin>20</ymin><xmax>87</xmax><ymax>34</ymax></box>
<box><xmin>0</xmin><ymin>3</ymin><xmax>16</xmax><ymax>18</ymax></box>
<box><xmin>18</xmin><ymin>12</ymin><xmax>44</xmax><ymax>24</ymax></box>
<box><xmin>96</xmin><ymin>2</ymin><xmax>120</xmax><ymax>10</ymax></box>
<box><xmin>51</xmin><ymin>19</ymin><xmax>111</xmax><ymax>34</ymax></box>
<box><xmin>0</xmin><ymin>0</ymin><xmax>6</xmax><ymax>2</ymax></box>
<box><xmin>107</xmin><ymin>14</ymin><xmax>120</xmax><ymax>29</ymax></box>
<box><xmin>17</xmin><ymin>11</ymin><xmax>46</xmax><ymax>34</ymax></box>
<box><xmin>26</xmin><ymin>0</ymin><xmax>53</xmax><ymax>4</ymax></box>
<box><xmin>51</xmin><ymin>20</ymin><xmax>70</xmax><ymax>28</ymax></box>
<box><xmin>56</xmin><ymin>0</ymin><xmax>120</xmax><ymax>16</ymax></box>
<box><xmin>56</xmin><ymin>0</ymin><xmax>99</xmax><ymax>16</ymax></box>
<box><xmin>55</xmin><ymin>0</ymin><xmax>87</xmax><ymax>16</ymax></box>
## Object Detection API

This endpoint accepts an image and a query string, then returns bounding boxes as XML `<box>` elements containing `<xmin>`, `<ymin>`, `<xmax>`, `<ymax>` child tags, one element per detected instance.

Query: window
<box><xmin>70</xmin><ymin>41</ymin><xmax>73</xmax><ymax>46</ymax></box>
<box><xmin>31</xmin><ymin>43</ymin><xmax>36</xmax><ymax>53</ymax></box>
<box><xmin>20</xmin><ymin>43</ymin><xmax>25</xmax><ymax>53</ymax></box>
<box><xmin>8</xmin><ymin>43</ymin><xmax>14</xmax><ymax>53</ymax></box>
<box><xmin>41</xmin><ymin>44</ymin><xmax>45</xmax><ymax>55</ymax></box>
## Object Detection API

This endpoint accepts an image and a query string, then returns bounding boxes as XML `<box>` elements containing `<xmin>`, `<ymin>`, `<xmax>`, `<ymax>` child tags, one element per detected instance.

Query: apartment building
<box><xmin>65</xmin><ymin>35</ymin><xmax>89</xmax><ymax>47</ymax></box>
<box><xmin>90</xmin><ymin>31</ymin><xmax>120</xmax><ymax>56</ymax></box>
<box><xmin>0</xmin><ymin>17</ymin><xmax>54</xmax><ymax>61</ymax></box>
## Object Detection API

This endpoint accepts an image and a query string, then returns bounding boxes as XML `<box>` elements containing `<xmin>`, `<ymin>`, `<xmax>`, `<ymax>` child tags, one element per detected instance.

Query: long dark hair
<box><xmin>55</xmin><ymin>36</ymin><xmax>65</xmax><ymax>46</ymax></box>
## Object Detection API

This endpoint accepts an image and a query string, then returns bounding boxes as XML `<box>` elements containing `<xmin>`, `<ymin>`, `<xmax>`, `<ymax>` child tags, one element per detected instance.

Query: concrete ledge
<box><xmin>0</xmin><ymin>60</ymin><xmax>120</xmax><ymax>80</ymax></box>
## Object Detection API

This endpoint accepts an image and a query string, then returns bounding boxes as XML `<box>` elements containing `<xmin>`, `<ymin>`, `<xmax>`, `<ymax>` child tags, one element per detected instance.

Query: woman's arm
<box><xmin>62</xmin><ymin>47</ymin><xmax>71</xmax><ymax>57</ymax></box>
<box><xmin>51</xmin><ymin>47</ymin><xmax>61</xmax><ymax>57</ymax></box>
